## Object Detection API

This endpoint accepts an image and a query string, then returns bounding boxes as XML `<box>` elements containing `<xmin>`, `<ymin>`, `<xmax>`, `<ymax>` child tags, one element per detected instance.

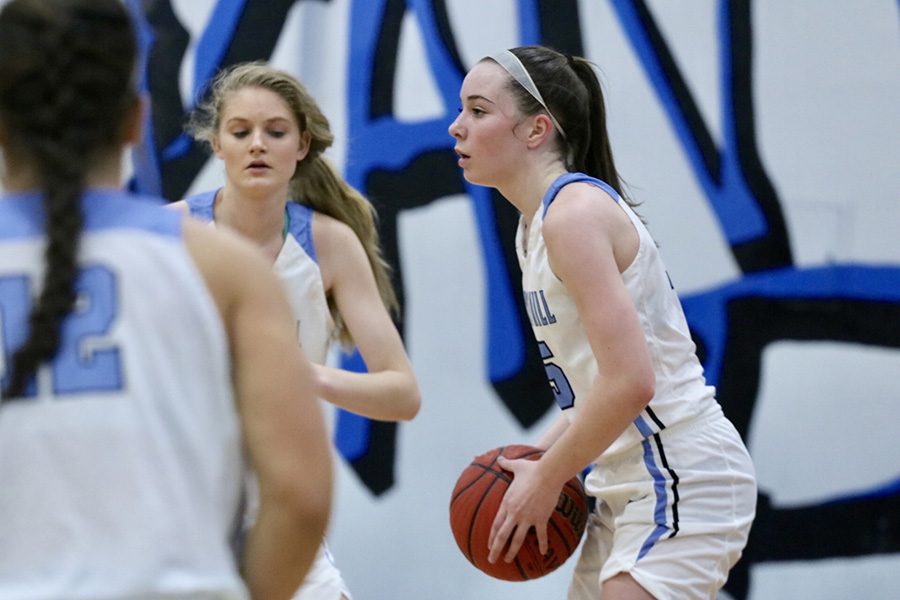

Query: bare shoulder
<box><xmin>543</xmin><ymin>181</ymin><xmax>624</xmax><ymax>241</ymax></box>
<box><xmin>167</xmin><ymin>199</ymin><xmax>191</xmax><ymax>215</ymax></box>
<box><xmin>543</xmin><ymin>181</ymin><xmax>638</xmax><ymax>275</ymax></box>
<box><xmin>310</xmin><ymin>211</ymin><xmax>373</xmax><ymax>292</ymax></box>
<box><xmin>311</xmin><ymin>211</ymin><xmax>360</xmax><ymax>252</ymax></box>
<box><xmin>181</xmin><ymin>217</ymin><xmax>279</xmax><ymax>311</ymax></box>
<box><xmin>183</xmin><ymin>217</ymin><xmax>270</xmax><ymax>278</ymax></box>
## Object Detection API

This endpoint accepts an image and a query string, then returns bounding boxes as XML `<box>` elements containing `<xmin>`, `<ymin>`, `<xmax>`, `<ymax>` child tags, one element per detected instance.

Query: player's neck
<box><xmin>501</xmin><ymin>161</ymin><xmax>567</xmax><ymax>227</ymax></box>
<box><xmin>215</xmin><ymin>187</ymin><xmax>287</xmax><ymax>261</ymax></box>
<box><xmin>2</xmin><ymin>151</ymin><xmax>123</xmax><ymax>192</ymax></box>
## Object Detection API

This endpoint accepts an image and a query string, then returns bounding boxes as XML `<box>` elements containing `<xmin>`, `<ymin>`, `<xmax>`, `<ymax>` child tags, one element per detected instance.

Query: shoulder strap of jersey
<box><xmin>183</xmin><ymin>189</ymin><xmax>218</xmax><ymax>222</ymax></box>
<box><xmin>284</xmin><ymin>202</ymin><xmax>317</xmax><ymax>263</ymax></box>
<box><xmin>542</xmin><ymin>172</ymin><xmax>623</xmax><ymax>217</ymax></box>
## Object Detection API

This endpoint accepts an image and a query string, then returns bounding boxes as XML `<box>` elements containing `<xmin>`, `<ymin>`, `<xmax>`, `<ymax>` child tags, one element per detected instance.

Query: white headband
<box><xmin>489</xmin><ymin>49</ymin><xmax>568</xmax><ymax>142</ymax></box>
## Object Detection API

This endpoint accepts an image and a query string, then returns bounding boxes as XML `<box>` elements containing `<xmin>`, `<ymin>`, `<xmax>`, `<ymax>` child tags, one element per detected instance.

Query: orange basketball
<box><xmin>449</xmin><ymin>444</ymin><xmax>588</xmax><ymax>581</ymax></box>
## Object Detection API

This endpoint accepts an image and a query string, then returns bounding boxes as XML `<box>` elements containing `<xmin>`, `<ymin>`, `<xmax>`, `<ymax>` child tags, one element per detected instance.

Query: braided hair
<box><xmin>0</xmin><ymin>0</ymin><xmax>138</xmax><ymax>399</ymax></box>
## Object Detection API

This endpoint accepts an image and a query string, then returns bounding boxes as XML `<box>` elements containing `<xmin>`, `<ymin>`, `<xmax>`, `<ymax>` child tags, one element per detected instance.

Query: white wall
<box><xmin>5</xmin><ymin>1</ymin><xmax>897</xmax><ymax>598</ymax></box>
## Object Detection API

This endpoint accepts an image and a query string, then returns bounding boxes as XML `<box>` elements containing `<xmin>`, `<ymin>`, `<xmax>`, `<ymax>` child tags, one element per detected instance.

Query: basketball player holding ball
<box><xmin>448</xmin><ymin>45</ymin><xmax>757</xmax><ymax>599</ymax></box>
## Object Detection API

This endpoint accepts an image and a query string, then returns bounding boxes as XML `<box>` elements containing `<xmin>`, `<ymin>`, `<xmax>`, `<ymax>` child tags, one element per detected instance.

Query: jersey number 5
<box><xmin>0</xmin><ymin>265</ymin><xmax>123</xmax><ymax>398</ymax></box>
<box><xmin>538</xmin><ymin>340</ymin><xmax>575</xmax><ymax>410</ymax></box>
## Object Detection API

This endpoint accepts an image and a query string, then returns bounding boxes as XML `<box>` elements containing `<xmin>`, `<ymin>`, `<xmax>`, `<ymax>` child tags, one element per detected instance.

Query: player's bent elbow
<box><xmin>295</xmin><ymin>494</ymin><xmax>331</xmax><ymax>541</ymax></box>
<box><xmin>614</xmin><ymin>369</ymin><xmax>655</xmax><ymax>414</ymax></box>
<box><xmin>632</xmin><ymin>373</ymin><xmax>655</xmax><ymax>409</ymax></box>
<box><xmin>273</xmin><ymin>477</ymin><xmax>332</xmax><ymax>540</ymax></box>
<box><xmin>398</xmin><ymin>385</ymin><xmax>422</xmax><ymax>421</ymax></box>
<box><xmin>262</xmin><ymin>455</ymin><xmax>333</xmax><ymax>536</ymax></box>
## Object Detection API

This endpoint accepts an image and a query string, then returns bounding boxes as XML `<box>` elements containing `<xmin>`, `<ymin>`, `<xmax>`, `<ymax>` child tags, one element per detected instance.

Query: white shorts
<box><xmin>292</xmin><ymin>540</ymin><xmax>352</xmax><ymax>600</ymax></box>
<box><xmin>568</xmin><ymin>409</ymin><xmax>757</xmax><ymax>600</ymax></box>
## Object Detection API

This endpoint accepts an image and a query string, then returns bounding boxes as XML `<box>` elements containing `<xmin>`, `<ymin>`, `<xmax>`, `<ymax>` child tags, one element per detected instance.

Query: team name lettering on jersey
<box><xmin>523</xmin><ymin>289</ymin><xmax>557</xmax><ymax>327</ymax></box>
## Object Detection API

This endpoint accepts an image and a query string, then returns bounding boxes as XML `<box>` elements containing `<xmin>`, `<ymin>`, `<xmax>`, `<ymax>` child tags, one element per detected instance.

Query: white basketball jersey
<box><xmin>0</xmin><ymin>189</ymin><xmax>247</xmax><ymax>599</ymax></box>
<box><xmin>515</xmin><ymin>173</ymin><xmax>719</xmax><ymax>462</ymax></box>
<box><xmin>185</xmin><ymin>191</ymin><xmax>333</xmax><ymax>363</ymax></box>
<box><xmin>186</xmin><ymin>193</ymin><xmax>349</xmax><ymax>600</ymax></box>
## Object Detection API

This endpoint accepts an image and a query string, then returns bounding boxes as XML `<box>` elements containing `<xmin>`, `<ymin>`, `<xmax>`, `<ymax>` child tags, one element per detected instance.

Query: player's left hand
<box><xmin>487</xmin><ymin>455</ymin><xmax>559</xmax><ymax>564</ymax></box>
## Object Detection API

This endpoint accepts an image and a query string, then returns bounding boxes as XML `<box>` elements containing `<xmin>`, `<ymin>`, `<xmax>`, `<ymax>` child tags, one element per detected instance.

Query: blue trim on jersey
<box><xmin>633</xmin><ymin>415</ymin><xmax>671</xmax><ymax>560</ymax></box>
<box><xmin>0</xmin><ymin>189</ymin><xmax>177</xmax><ymax>241</ymax></box>
<box><xmin>284</xmin><ymin>202</ymin><xmax>317</xmax><ymax>263</ymax></box>
<box><xmin>183</xmin><ymin>191</ymin><xmax>318</xmax><ymax>264</ymax></box>
<box><xmin>183</xmin><ymin>189</ymin><xmax>217</xmax><ymax>222</ymax></box>
<box><xmin>541</xmin><ymin>172</ymin><xmax>623</xmax><ymax>217</ymax></box>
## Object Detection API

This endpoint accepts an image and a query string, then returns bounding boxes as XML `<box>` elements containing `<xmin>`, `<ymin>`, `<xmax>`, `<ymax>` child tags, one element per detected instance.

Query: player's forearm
<box><xmin>314</xmin><ymin>363</ymin><xmax>421</xmax><ymax>421</ymax></box>
<box><xmin>242</xmin><ymin>491</ymin><xmax>330</xmax><ymax>600</ymax></box>
<box><xmin>538</xmin><ymin>375</ymin><xmax>652</xmax><ymax>489</ymax></box>
<box><xmin>535</xmin><ymin>413</ymin><xmax>570</xmax><ymax>450</ymax></box>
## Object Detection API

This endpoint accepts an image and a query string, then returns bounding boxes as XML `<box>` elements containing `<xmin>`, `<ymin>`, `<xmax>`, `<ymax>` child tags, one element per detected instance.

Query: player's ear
<box><xmin>211</xmin><ymin>132</ymin><xmax>223</xmax><ymax>157</ymax></box>
<box><xmin>296</xmin><ymin>129</ymin><xmax>311</xmax><ymax>162</ymax></box>
<box><xmin>525</xmin><ymin>113</ymin><xmax>554</xmax><ymax>149</ymax></box>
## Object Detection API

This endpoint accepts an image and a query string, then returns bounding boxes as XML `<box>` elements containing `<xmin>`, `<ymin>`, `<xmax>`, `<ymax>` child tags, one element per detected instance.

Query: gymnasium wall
<box><xmin>16</xmin><ymin>1</ymin><xmax>900</xmax><ymax>598</ymax></box>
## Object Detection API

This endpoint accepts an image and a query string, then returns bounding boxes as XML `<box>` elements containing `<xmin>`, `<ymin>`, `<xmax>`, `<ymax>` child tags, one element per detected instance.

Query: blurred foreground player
<box><xmin>0</xmin><ymin>1</ymin><xmax>332</xmax><ymax>598</ymax></box>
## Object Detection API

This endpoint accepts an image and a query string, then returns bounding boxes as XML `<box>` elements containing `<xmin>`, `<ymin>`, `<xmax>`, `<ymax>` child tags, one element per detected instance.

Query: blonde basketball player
<box><xmin>172</xmin><ymin>62</ymin><xmax>421</xmax><ymax>600</ymax></box>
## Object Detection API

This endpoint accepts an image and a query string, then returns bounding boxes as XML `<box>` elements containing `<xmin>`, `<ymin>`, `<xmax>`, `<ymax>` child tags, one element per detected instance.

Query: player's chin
<box><xmin>461</xmin><ymin>168</ymin><xmax>488</xmax><ymax>187</ymax></box>
<box><xmin>240</xmin><ymin>176</ymin><xmax>283</xmax><ymax>191</ymax></box>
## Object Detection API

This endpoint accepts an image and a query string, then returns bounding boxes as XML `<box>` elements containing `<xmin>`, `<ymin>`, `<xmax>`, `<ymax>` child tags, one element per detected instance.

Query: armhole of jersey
<box><xmin>285</xmin><ymin>202</ymin><xmax>317</xmax><ymax>263</ymax></box>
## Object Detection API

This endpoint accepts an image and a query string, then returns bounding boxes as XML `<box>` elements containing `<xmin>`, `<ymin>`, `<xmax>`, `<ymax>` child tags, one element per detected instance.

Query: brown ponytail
<box><xmin>488</xmin><ymin>45</ymin><xmax>638</xmax><ymax>211</ymax></box>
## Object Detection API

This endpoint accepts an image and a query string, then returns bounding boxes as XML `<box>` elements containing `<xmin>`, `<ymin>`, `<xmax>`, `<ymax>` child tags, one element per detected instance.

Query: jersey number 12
<box><xmin>0</xmin><ymin>265</ymin><xmax>123</xmax><ymax>398</ymax></box>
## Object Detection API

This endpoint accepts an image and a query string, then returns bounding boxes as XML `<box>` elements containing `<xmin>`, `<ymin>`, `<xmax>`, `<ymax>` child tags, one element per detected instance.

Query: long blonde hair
<box><xmin>188</xmin><ymin>62</ymin><xmax>398</xmax><ymax>346</ymax></box>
